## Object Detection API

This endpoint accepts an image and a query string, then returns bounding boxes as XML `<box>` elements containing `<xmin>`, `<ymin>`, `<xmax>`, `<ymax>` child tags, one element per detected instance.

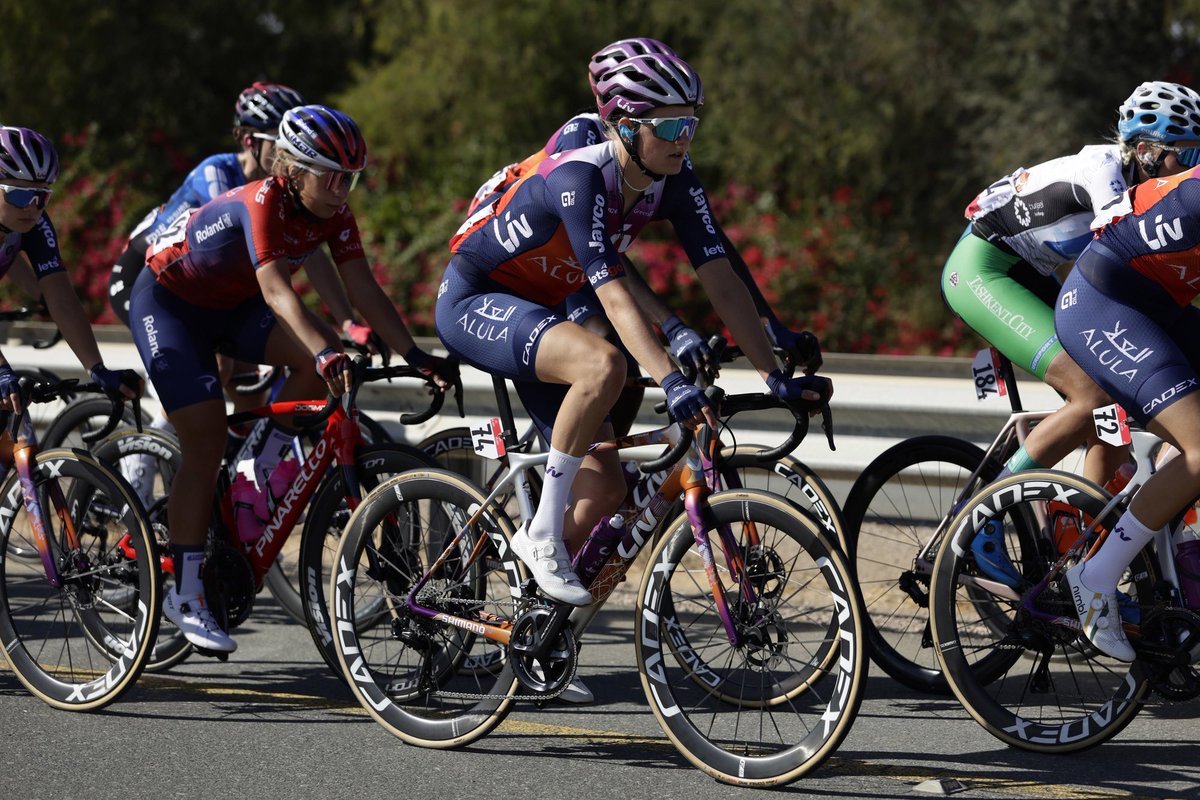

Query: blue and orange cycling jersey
<box><xmin>1092</xmin><ymin>167</ymin><xmax>1200</xmax><ymax>306</ymax></box>
<box><xmin>0</xmin><ymin>215</ymin><xmax>67</xmax><ymax>281</ymax></box>
<box><xmin>450</xmin><ymin>140</ymin><xmax>725</xmax><ymax>307</ymax></box>
<box><xmin>137</xmin><ymin>153</ymin><xmax>245</xmax><ymax>244</ymax></box>
<box><xmin>146</xmin><ymin>176</ymin><xmax>364</xmax><ymax>309</ymax></box>
<box><xmin>468</xmin><ymin>113</ymin><xmax>605</xmax><ymax>214</ymax></box>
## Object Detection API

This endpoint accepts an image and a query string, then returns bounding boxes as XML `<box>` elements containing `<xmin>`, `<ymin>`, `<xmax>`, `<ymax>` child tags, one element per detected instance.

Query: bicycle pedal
<box><xmin>193</xmin><ymin>646</ymin><xmax>230</xmax><ymax>662</ymax></box>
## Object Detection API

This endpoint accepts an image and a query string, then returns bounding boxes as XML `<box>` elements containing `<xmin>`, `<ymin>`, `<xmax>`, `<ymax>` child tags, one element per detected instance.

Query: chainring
<box><xmin>1138</xmin><ymin>607</ymin><xmax>1200</xmax><ymax>701</ymax></box>
<box><xmin>203</xmin><ymin>540</ymin><xmax>256</xmax><ymax>630</ymax></box>
<box><xmin>507</xmin><ymin>605</ymin><xmax>577</xmax><ymax>699</ymax></box>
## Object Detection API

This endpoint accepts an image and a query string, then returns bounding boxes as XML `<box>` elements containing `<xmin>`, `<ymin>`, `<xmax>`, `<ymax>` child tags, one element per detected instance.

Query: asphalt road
<box><xmin>2</xmin><ymin>594</ymin><xmax>1196</xmax><ymax>800</ymax></box>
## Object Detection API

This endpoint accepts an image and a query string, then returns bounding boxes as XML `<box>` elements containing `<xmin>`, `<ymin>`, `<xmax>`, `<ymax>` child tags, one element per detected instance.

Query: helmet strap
<box><xmin>619</xmin><ymin>127</ymin><xmax>664</xmax><ymax>182</ymax></box>
<box><xmin>1137</xmin><ymin>142</ymin><xmax>1167</xmax><ymax>179</ymax></box>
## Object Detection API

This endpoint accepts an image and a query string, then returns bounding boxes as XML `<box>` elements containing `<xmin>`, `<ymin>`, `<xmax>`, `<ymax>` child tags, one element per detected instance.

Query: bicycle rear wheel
<box><xmin>0</xmin><ymin>448</ymin><xmax>159</xmax><ymax>710</ymax></box>
<box><xmin>842</xmin><ymin>435</ymin><xmax>995</xmax><ymax>692</ymax></box>
<box><xmin>329</xmin><ymin>469</ymin><xmax>524</xmax><ymax>747</ymax></box>
<box><xmin>929</xmin><ymin>471</ymin><xmax>1155</xmax><ymax>752</ymax></box>
<box><xmin>636</xmin><ymin>489</ymin><xmax>866</xmax><ymax>787</ymax></box>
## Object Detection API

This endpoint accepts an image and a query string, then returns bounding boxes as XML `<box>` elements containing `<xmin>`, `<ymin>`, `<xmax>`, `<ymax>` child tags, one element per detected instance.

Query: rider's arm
<box><xmin>694</xmin><ymin>258</ymin><xmax>778</xmax><ymax>380</ymax></box>
<box><xmin>333</xmin><ymin>257</ymin><xmax>419</xmax><ymax>355</ymax></box>
<box><xmin>594</xmin><ymin>277</ymin><xmax>677</xmax><ymax>385</ymax></box>
<box><xmin>301</xmin><ymin>247</ymin><xmax>357</xmax><ymax>331</ymax></box>
<box><xmin>256</xmin><ymin>258</ymin><xmax>339</xmax><ymax>356</ymax></box>
<box><xmin>618</xmin><ymin>255</ymin><xmax>674</xmax><ymax>326</ymax></box>
<box><xmin>39</xmin><ymin>271</ymin><xmax>104</xmax><ymax>372</ymax></box>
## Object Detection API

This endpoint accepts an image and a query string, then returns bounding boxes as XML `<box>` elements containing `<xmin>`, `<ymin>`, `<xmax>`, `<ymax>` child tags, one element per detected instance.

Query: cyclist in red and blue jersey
<box><xmin>438</xmin><ymin>53</ymin><xmax>830</xmax><ymax>609</ymax></box>
<box><xmin>467</xmin><ymin>39</ymin><xmax>821</xmax><ymax>438</ymax></box>
<box><xmin>109</xmin><ymin>82</ymin><xmax>371</xmax><ymax>343</ymax></box>
<box><xmin>0</xmin><ymin>126</ymin><xmax>141</xmax><ymax>412</ymax></box>
<box><xmin>130</xmin><ymin>105</ymin><xmax>455</xmax><ymax>653</ymax></box>
<box><xmin>1056</xmin><ymin>135</ymin><xmax>1200</xmax><ymax>661</ymax></box>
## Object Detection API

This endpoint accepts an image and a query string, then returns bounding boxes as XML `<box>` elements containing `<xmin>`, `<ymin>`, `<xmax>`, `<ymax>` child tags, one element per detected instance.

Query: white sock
<box><xmin>527</xmin><ymin>449</ymin><xmax>584</xmax><ymax>543</ymax></box>
<box><xmin>1082</xmin><ymin>508</ymin><xmax>1161</xmax><ymax>591</ymax></box>
<box><xmin>174</xmin><ymin>549</ymin><xmax>206</xmax><ymax>597</ymax></box>
<box><xmin>150</xmin><ymin>409</ymin><xmax>175</xmax><ymax>436</ymax></box>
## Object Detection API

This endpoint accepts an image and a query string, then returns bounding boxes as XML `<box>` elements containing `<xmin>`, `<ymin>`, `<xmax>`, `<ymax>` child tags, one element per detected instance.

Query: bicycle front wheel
<box><xmin>842</xmin><ymin>435</ymin><xmax>994</xmax><ymax>693</ymax></box>
<box><xmin>929</xmin><ymin>471</ymin><xmax>1155</xmax><ymax>753</ymax></box>
<box><xmin>0</xmin><ymin>448</ymin><xmax>160</xmax><ymax>711</ymax></box>
<box><xmin>329</xmin><ymin>469</ymin><xmax>523</xmax><ymax>748</ymax></box>
<box><xmin>636</xmin><ymin>489</ymin><xmax>866</xmax><ymax>787</ymax></box>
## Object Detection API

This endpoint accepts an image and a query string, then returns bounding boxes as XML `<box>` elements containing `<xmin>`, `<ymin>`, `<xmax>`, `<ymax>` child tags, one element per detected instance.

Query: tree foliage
<box><xmin>3</xmin><ymin>0</ymin><xmax>1200</xmax><ymax>350</ymax></box>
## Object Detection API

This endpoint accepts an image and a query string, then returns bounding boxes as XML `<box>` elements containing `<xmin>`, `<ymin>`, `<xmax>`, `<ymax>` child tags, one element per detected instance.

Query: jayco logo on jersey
<box><xmin>492</xmin><ymin>210</ymin><xmax>533</xmax><ymax>254</ymax></box>
<box><xmin>1139</xmin><ymin>213</ymin><xmax>1184</xmax><ymax>251</ymax></box>
<box><xmin>688</xmin><ymin>186</ymin><xmax>717</xmax><ymax>234</ymax></box>
<box><xmin>587</xmin><ymin>193</ymin><xmax>607</xmax><ymax>251</ymax></box>
<box><xmin>1079</xmin><ymin>321</ymin><xmax>1152</xmax><ymax>382</ymax></box>
<box><xmin>194</xmin><ymin>213</ymin><xmax>234</xmax><ymax>243</ymax></box>
<box><xmin>36</xmin><ymin>217</ymin><xmax>57</xmax><ymax>249</ymax></box>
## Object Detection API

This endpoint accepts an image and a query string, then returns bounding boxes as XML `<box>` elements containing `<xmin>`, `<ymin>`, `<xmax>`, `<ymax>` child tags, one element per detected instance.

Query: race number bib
<box><xmin>470</xmin><ymin>418</ymin><xmax>508</xmax><ymax>460</ymax></box>
<box><xmin>1093</xmin><ymin>404</ymin><xmax>1131</xmax><ymax>446</ymax></box>
<box><xmin>971</xmin><ymin>348</ymin><xmax>1008</xmax><ymax>402</ymax></box>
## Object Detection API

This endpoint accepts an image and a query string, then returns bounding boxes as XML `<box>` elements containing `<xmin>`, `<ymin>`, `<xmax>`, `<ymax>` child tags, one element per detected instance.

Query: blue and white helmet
<box><xmin>278</xmin><ymin>105</ymin><xmax>367</xmax><ymax>172</ymax></box>
<box><xmin>1118</xmin><ymin>81</ymin><xmax>1200</xmax><ymax>142</ymax></box>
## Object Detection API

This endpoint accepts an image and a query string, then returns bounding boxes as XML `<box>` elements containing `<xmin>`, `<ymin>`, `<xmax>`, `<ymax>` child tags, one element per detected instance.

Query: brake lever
<box><xmin>820</xmin><ymin>401</ymin><xmax>835</xmax><ymax>451</ymax></box>
<box><xmin>453</xmin><ymin>378</ymin><xmax>465</xmax><ymax>418</ymax></box>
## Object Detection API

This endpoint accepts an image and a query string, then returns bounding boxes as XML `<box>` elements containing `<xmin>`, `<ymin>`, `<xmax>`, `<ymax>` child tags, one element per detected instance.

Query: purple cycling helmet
<box><xmin>234</xmin><ymin>81</ymin><xmax>307</xmax><ymax>132</ymax></box>
<box><xmin>587</xmin><ymin>38</ymin><xmax>677</xmax><ymax>95</ymax></box>
<box><xmin>278</xmin><ymin>105</ymin><xmax>367</xmax><ymax>172</ymax></box>
<box><xmin>0</xmin><ymin>127</ymin><xmax>59</xmax><ymax>184</ymax></box>
<box><xmin>595</xmin><ymin>53</ymin><xmax>703</xmax><ymax>123</ymax></box>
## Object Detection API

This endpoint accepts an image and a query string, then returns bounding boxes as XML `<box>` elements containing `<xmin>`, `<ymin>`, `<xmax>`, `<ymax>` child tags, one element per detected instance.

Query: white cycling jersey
<box><xmin>965</xmin><ymin>144</ymin><xmax>1136</xmax><ymax>275</ymax></box>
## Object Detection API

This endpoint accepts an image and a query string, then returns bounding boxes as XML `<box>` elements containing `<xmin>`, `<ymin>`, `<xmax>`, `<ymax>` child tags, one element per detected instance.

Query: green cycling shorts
<box><xmin>941</xmin><ymin>227</ymin><xmax>1064</xmax><ymax>380</ymax></box>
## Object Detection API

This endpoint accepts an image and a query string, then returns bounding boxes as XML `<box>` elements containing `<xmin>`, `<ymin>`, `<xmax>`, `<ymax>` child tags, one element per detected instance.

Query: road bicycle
<box><xmin>842</xmin><ymin>349</ymin><xmax>1094</xmax><ymax>692</ymax></box>
<box><xmin>148</xmin><ymin>360</ymin><xmax>448</xmax><ymax>679</ymax></box>
<box><xmin>0</xmin><ymin>377</ymin><xmax>159</xmax><ymax>711</ymax></box>
<box><xmin>329</xmin><ymin>375</ymin><xmax>865</xmax><ymax>787</ymax></box>
<box><xmin>928</xmin><ymin>416</ymin><xmax>1200</xmax><ymax>752</ymax></box>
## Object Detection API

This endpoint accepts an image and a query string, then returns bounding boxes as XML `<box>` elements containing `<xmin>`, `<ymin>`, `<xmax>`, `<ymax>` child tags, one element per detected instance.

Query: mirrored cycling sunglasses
<box><xmin>631</xmin><ymin>115</ymin><xmax>700</xmax><ymax>142</ymax></box>
<box><xmin>1158</xmin><ymin>142</ymin><xmax>1200</xmax><ymax>168</ymax></box>
<box><xmin>0</xmin><ymin>183</ymin><xmax>53</xmax><ymax>210</ymax></box>
<box><xmin>296</xmin><ymin>163</ymin><xmax>362</xmax><ymax>193</ymax></box>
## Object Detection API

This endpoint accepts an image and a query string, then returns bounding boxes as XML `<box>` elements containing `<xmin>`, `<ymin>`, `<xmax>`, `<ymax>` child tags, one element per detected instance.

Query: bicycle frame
<box><xmin>8</xmin><ymin>414</ymin><xmax>81</xmax><ymax>589</ymax></box>
<box><xmin>219</xmin><ymin>397</ymin><xmax>364</xmax><ymax>583</ymax></box>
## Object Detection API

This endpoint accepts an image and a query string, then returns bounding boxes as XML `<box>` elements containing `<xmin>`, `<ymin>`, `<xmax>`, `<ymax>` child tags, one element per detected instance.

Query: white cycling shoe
<box><xmin>1065</xmin><ymin>562</ymin><xmax>1135</xmax><ymax>662</ymax></box>
<box><xmin>509</xmin><ymin>527</ymin><xmax>592</xmax><ymax>607</ymax></box>
<box><xmin>163</xmin><ymin>589</ymin><xmax>237</xmax><ymax>653</ymax></box>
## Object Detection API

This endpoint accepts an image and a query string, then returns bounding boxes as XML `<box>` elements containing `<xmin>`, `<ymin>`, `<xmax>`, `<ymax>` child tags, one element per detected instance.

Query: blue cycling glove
<box><xmin>766</xmin><ymin>369</ymin><xmax>833</xmax><ymax>409</ymax></box>
<box><xmin>661</xmin><ymin>369</ymin><xmax>709</xmax><ymax>423</ymax></box>
<box><xmin>766</xmin><ymin>318</ymin><xmax>823</xmax><ymax>374</ymax></box>
<box><xmin>89</xmin><ymin>364</ymin><xmax>143</xmax><ymax>396</ymax></box>
<box><xmin>0</xmin><ymin>364</ymin><xmax>18</xmax><ymax>400</ymax></box>
<box><xmin>662</xmin><ymin>315</ymin><xmax>716</xmax><ymax>381</ymax></box>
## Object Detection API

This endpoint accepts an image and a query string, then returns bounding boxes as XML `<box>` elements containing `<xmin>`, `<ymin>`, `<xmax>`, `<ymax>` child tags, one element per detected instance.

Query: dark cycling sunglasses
<box><xmin>0</xmin><ymin>183</ymin><xmax>53</xmax><ymax>210</ymax></box>
<box><xmin>1158</xmin><ymin>143</ymin><xmax>1200</xmax><ymax>168</ymax></box>
<box><xmin>631</xmin><ymin>116</ymin><xmax>700</xmax><ymax>142</ymax></box>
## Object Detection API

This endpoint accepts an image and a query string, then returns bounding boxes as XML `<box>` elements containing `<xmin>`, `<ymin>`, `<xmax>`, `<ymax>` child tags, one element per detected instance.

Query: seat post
<box><xmin>490</xmin><ymin>375</ymin><xmax>522</xmax><ymax>450</ymax></box>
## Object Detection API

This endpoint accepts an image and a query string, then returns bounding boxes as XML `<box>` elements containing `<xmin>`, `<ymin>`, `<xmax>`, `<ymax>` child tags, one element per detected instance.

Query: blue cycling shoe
<box><xmin>970</xmin><ymin>519</ymin><xmax>1022</xmax><ymax>588</ymax></box>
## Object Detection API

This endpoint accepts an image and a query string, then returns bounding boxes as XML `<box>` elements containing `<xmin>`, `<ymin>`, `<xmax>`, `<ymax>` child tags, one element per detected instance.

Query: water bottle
<box><xmin>1048</xmin><ymin>500</ymin><xmax>1083</xmax><ymax>555</ymax></box>
<box><xmin>1104</xmin><ymin>462</ymin><xmax>1136</xmax><ymax>495</ymax></box>
<box><xmin>572</xmin><ymin>514</ymin><xmax>626</xmax><ymax>590</ymax></box>
<box><xmin>231</xmin><ymin>470</ymin><xmax>267</xmax><ymax>544</ymax></box>
<box><xmin>1174</xmin><ymin>527</ymin><xmax>1200</xmax><ymax>610</ymax></box>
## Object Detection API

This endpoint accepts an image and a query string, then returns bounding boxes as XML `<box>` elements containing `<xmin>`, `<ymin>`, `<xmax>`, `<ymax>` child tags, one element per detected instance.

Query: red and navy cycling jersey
<box><xmin>146</xmin><ymin>176</ymin><xmax>364</xmax><ymax>309</ymax></box>
<box><xmin>1092</xmin><ymin>167</ymin><xmax>1200</xmax><ymax>306</ymax></box>
<box><xmin>0</xmin><ymin>215</ymin><xmax>67</xmax><ymax>281</ymax></box>
<box><xmin>451</xmin><ymin>140</ymin><xmax>725</xmax><ymax>307</ymax></box>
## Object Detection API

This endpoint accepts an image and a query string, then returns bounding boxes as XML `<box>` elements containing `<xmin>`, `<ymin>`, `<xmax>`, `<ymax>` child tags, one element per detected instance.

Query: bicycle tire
<box><xmin>929</xmin><ymin>471</ymin><xmax>1155</xmax><ymax>753</ymax></box>
<box><xmin>722</xmin><ymin>446</ymin><xmax>847</xmax><ymax>552</ymax></box>
<box><xmin>40</xmin><ymin>395</ymin><xmax>149</xmax><ymax>450</ymax></box>
<box><xmin>297</xmin><ymin>444</ymin><xmax>439</xmax><ymax>677</ymax></box>
<box><xmin>356</xmin><ymin>410</ymin><xmax>394</xmax><ymax>444</ymax></box>
<box><xmin>90</xmin><ymin>429</ymin><xmax>192</xmax><ymax>672</ymax></box>
<box><xmin>268</xmin><ymin>440</ymin><xmax>436</xmax><ymax>625</ymax></box>
<box><xmin>841</xmin><ymin>435</ymin><xmax>996</xmax><ymax>693</ymax></box>
<box><xmin>636</xmin><ymin>488</ymin><xmax>866</xmax><ymax>786</ymax></box>
<box><xmin>0</xmin><ymin>447</ymin><xmax>160</xmax><ymax>711</ymax></box>
<box><xmin>329</xmin><ymin>469</ymin><xmax>524</xmax><ymax>748</ymax></box>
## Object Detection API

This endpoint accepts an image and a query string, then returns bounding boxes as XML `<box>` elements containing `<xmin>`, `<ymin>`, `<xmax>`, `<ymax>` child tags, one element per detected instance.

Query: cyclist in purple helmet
<box><xmin>0</xmin><ymin>126</ymin><xmax>142</xmax><ymax>412</ymax></box>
